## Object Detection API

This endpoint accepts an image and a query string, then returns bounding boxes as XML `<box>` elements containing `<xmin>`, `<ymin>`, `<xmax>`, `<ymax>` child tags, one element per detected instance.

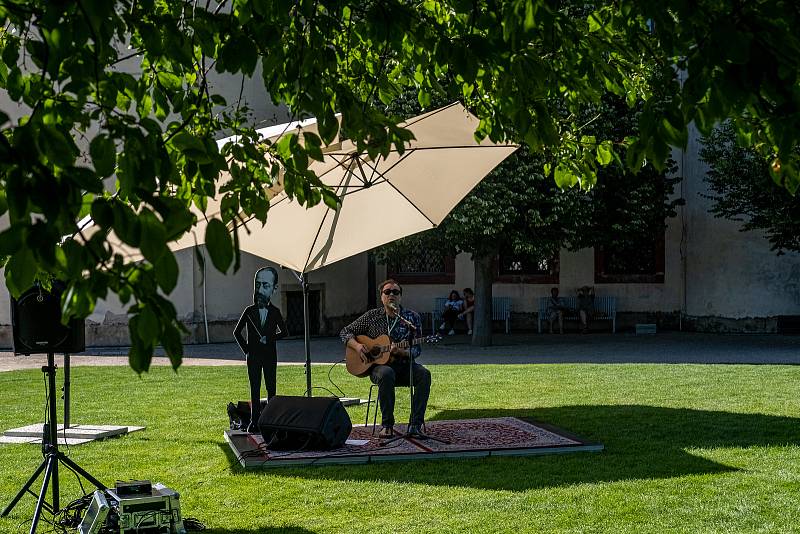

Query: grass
<box><xmin>1</xmin><ymin>362</ymin><xmax>799</xmax><ymax>533</ymax></box>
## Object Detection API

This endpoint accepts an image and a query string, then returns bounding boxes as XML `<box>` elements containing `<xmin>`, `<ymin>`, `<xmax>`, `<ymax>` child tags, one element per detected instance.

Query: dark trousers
<box><xmin>441</xmin><ymin>308</ymin><xmax>460</xmax><ymax>330</ymax></box>
<box><xmin>370</xmin><ymin>362</ymin><xmax>431</xmax><ymax>427</ymax></box>
<box><xmin>247</xmin><ymin>353</ymin><xmax>277</xmax><ymax>424</ymax></box>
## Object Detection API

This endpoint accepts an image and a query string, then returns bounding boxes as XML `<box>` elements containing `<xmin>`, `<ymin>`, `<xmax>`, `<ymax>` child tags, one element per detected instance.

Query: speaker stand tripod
<box><xmin>1</xmin><ymin>352</ymin><xmax>106</xmax><ymax>534</ymax></box>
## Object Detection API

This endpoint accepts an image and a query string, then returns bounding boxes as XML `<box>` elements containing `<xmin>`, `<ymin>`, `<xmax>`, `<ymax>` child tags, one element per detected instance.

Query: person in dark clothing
<box><xmin>234</xmin><ymin>267</ymin><xmax>287</xmax><ymax>433</ymax></box>
<box><xmin>439</xmin><ymin>290</ymin><xmax>464</xmax><ymax>335</ymax></box>
<box><xmin>577</xmin><ymin>285</ymin><xmax>595</xmax><ymax>334</ymax></box>
<box><xmin>459</xmin><ymin>287</ymin><xmax>475</xmax><ymax>335</ymax></box>
<box><xmin>340</xmin><ymin>279</ymin><xmax>430</xmax><ymax>439</ymax></box>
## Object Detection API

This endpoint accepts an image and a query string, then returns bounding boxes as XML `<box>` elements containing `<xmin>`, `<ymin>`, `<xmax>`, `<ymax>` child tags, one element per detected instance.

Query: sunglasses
<box><xmin>381</xmin><ymin>289</ymin><xmax>402</xmax><ymax>296</ymax></box>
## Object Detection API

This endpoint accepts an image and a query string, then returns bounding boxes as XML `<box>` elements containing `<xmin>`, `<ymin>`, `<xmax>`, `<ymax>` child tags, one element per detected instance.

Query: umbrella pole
<box><xmin>301</xmin><ymin>273</ymin><xmax>313</xmax><ymax>397</ymax></box>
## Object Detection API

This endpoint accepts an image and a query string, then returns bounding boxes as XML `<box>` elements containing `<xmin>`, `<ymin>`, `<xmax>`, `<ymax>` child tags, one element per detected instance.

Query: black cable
<box><xmin>252</xmin><ymin>434</ymin><xmax>315</xmax><ymax>467</ymax></box>
<box><xmin>306</xmin><ymin>438</ymin><xmax>409</xmax><ymax>465</ymax></box>
<box><xmin>301</xmin><ymin>385</ymin><xmax>339</xmax><ymax>397</ymax></box>
<box><xmin>326</xmin><ymin>359</ymin><xmax>347</xmax><ymax>398</ymax></box>
<box><xmin>60</xmin><ymin>358</ymin><xmax>72</xmax><ymax>458</ymax></box>
<box><xmin>41</xmin><ymin>371</ymin><xmax>49</xmax><ymax>457</ymax></box>
<box><xmin>60</xmin><ymin>458</ymin><xmax>87</xmax><ymax>497</ymax></box>
<box><xmin>53</xmin><ymin>492</ymin><xmax>94</xmax><ymax>531</ymax></box>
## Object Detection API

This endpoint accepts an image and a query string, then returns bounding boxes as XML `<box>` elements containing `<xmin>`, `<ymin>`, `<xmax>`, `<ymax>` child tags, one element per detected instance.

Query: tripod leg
<box><xmin>59</xmin><ymin>454</ymin><xmax>106</xmax><ymax>490</ymax></box>
<box><xmin>1</xmin><ymin>458</ymin><xmax>47</xmax><ymax>516</ymax></box>
<box><xmin>51</xmin><ymin>449</ymin><xmax>59</xmax><ymax>513</ymax></box>
<box><xmin>30</xmin><ymin>455</ymin><xmax>56</xmax><ymax>534</ymax></box>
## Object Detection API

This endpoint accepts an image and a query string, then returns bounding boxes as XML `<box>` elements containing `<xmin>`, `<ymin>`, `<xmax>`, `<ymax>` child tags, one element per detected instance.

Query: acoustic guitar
<box><xmin>345</xmin><ymin>334</ymin><xmax>441</xmax><ymax>377</ymax></box>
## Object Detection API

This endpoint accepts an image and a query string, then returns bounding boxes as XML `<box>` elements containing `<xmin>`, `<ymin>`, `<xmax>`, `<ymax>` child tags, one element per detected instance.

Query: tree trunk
<box><xmin>472</xmin><ymin>252</ymin><xmax>494</xmax><ymax>347</ymax></box>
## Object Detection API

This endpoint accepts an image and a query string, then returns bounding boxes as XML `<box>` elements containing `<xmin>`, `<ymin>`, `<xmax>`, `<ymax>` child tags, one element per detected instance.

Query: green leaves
<box><xmin>554</xmin><ymin>165</ymin><xmax>578</xmax><ymax>188</ymax></box>
<box><xmin>596</xmin><ymin>141</ymin><xmax>614</xmax><ymax>166</ymax></box>
<box><xmin>138</xmin><ymin>209</ymin><xmax>167</xmax><ymax>263</ymax></box>
<box><xmin>154</xmin><ymin>251</ymin><xmax>179</xmax><ymax>293</ymax></box>
<box><xmin>0</xmin><ymin>189</ymin><xmax>7</xmax><ymax>218</ymax></box>
<box><xmin>700</xmin><ymin>122</ymin><xmax>800</xmax><ymax>254</ymax></box>
<box><xmin>171</xmin><ymin>132</ymin><xmax>210</xmax><ymax>163</ymax></box>
<box><xmin>136</xmin><ymin>306</ymin><xmax>161</xmax><ymax>344</ymax></box>
<box><xmin>1</xmin><ymin>0</ymin><xmax>799</xmax><ymax>373</ymax></box>
<box><xmin>38</xmin><ymin>126</ymin><xmax>78</xmax><ymax>167</ymax></box>
<box><xmin>5</xmin><ymin>247</ymin><xmax>37</xmax><ymax>297</ymax></box>
<box><xmin>317</xmin><ymin>108</ymin><xmax>339</xmax><ymax>146</ymax></box>
<box><xmin>90</xmin><ymin>135</ymin><xmax>117</xmax><ymax>177</ymax></box>
<box><xmin>205</xmin><ymin>218</ymin><xmax>233</xmax><ymax>272</ymax></box>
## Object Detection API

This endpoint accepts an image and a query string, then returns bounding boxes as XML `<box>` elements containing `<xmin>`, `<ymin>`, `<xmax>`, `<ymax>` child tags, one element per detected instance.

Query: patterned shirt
<box><xmin>339</xmin><ymin>307</ymin><xmax>423</xmax><ymax>360</ymax></box>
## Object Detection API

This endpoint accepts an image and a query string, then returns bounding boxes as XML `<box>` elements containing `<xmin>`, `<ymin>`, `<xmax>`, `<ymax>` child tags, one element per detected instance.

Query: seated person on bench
<box><xmin>439</xmin><ymin>290</ymin><xmax>464</xmax><ymax>335</ymax></box>
<box><xmin>577</xmin><ymin>285</ymin><xmax>595</xmax><ymax>334</ymax></box>
<box><xmin>546</xmin><ymin>287</ymin><xmax>566</xmax><ymax>334</ymax></box>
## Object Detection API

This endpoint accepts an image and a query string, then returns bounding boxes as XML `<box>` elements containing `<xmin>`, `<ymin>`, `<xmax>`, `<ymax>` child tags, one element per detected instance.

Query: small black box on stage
<box><xmin>114</xmin><ymin>479</ymin><xmax>152</xmax><ymax>496</ymax></box>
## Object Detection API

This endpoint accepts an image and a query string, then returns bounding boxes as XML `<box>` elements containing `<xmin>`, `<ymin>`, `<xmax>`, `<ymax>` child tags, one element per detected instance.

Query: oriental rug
<box><xmin>224</xmin><ymin>416</ymin><xmax>602</xmax><ymax>468</ymax></box>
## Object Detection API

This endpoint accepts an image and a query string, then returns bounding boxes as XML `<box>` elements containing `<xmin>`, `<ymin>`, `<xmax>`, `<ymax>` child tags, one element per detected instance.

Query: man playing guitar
<box><xmin>340</xmin><ymin>279</ymin><xmax>431</xmax><ymax>439</ymax></box>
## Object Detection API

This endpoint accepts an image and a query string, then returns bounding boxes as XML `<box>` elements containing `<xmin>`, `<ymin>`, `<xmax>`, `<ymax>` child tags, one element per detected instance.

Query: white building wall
<box><xmin>681</xmin><ymin>127</ymin><xmax>800</xmax><ymax>320</ymax></box>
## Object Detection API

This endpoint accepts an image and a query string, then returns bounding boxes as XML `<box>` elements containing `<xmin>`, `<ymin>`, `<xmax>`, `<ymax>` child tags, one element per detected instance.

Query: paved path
<box><xmin>1</xmin><ymin>332</ymin><xmax>798</xmax><ymax>372</ymax></box>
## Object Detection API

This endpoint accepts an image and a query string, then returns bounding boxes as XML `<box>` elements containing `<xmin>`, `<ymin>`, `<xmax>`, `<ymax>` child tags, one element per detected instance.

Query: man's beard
<box><xmin>255</xmin><ymin>293</ymin><xmax>269</xmax><ymax>308</ymax></box>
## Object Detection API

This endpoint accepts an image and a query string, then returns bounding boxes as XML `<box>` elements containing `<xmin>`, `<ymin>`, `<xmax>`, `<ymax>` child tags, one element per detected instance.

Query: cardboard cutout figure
<box><xmin>233</xmin><ymin>267</ymin><xmax>288</xmax><ymax>432</ymax></box>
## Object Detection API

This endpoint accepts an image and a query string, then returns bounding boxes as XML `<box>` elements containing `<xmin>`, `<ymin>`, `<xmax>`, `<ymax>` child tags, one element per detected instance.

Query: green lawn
<box><xmin>1</xmin><ymin>363</ymin><xmax>799</xmax><ymax>533</ymax></box>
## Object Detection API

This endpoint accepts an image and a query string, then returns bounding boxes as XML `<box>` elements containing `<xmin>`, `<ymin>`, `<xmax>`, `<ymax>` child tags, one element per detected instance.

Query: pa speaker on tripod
<box><xmin>11</xmin><ymin>281</ymin><xmax>85</xmax><ymax>355</ymax></box>
<box><xmin>258</xmin><ymin>396</ymin><xmax>352</xmax><ymax>451</ymax></box>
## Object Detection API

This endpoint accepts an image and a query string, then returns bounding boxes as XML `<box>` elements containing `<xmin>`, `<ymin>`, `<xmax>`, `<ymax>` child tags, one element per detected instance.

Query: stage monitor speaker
<box><xmin>257</xmin><ymin>396</ymin><xmax>352</xmax><ymax>451</ymax></box>
<box><xmin>11</xmin><ymin>282</ymin><xmax>86</xmax><ymax>355</ymax></box>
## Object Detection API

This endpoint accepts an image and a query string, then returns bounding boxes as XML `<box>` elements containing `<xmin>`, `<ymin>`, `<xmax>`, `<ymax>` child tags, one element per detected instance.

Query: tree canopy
<box><xmin>1</xmin><ymin>0</ymin><xmax>798</xmax><ymax>368</ymax></box>
<box><xmin>700</xmin><ymin>123</ymin><xmax>800</xmax><ymax>255</ymax></box>
<box><xmin>379</xmin><ymin>92</ymin><xmax>682</xmax><ymax>345</ymax></box>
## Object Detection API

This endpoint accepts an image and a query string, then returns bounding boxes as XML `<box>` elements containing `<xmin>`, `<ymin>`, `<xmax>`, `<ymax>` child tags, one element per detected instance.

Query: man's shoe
<box><xmin>448</xmin><ymin>329</ymin><xmax>455</xmax><ymax>335</ymax></box>
<box><xmin>467</xmin><ymin>329</ymin><xmax>472</xmax><ymax>335</ymax></box>
<box><xmin>378</xmin><ymin>425</ymin><xmax>394</xmax><ymax>438</ymax></box>
<box><xmin>406</xmin><ymin>424</ymin><xmax>421</xmax><ymax>436</ymax></box>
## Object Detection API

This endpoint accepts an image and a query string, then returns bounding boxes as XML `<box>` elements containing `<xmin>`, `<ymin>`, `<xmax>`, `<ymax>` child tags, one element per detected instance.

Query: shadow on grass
<box><xmin>221</xmin><ymin>405</ymin><xmax>800</xmax><ymax>492</ymax></box>
<box><xmin>204</xmin><ymin>528</ymin><xmax>315</xmax><ymax>534</ymax></box>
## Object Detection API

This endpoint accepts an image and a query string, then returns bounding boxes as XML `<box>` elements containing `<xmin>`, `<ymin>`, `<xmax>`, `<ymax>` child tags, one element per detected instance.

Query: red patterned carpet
<box><xmin>224</xmin><ymin>417</ymin><xmax>602</xmax><ymax>468</ymax></box>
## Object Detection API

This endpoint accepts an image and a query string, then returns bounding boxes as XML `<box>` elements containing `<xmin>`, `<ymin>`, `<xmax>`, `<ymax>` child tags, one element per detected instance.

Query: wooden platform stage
<box><xmin>224</xmin><ymin>416</ymin><xmax>602</xmax><ymax>468</ymax></box>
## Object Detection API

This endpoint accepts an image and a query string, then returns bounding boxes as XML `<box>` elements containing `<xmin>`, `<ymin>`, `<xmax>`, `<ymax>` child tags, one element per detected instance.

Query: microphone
<box><xmin>389</xmin><ymin>302</ymin><xmax>416</xmax><ymax>331</ymax></box>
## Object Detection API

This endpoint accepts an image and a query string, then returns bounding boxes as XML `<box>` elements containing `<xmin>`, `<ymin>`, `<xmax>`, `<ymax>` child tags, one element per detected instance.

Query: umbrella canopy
<box><xmin>103</xmin><ymin>115</ymin><xmax>331</xmax><ymax>261</ymax></box>
<box><xmin>231</xmin><ymin>102</ymin><xmax>517</xmax><ymax>397</ymax></box>
<box><xmin>93</xmin><ymin>103</ymin><xmax>517</xmax><ymax>395</ymax></box>
<box><xmin>235</xmin><ymin>103</ymin><xmax>518</xmax><ymax>273</ymax></box>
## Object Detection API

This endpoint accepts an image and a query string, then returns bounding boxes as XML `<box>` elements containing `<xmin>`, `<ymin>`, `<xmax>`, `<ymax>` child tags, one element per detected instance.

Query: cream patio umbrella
<box><xmin>103</xmin><ymin>115</ymin><xmax>327</xmax><ymax>262</ymax></box>
<box><xmin>233</xmin><ymin>102</ymin><xmax>519</xmax><ymax>395</ymax></box>
<box><xmin>84</xmin><ymin>115</ymin><xmax>331</xmax><ymax>344</ymax></box>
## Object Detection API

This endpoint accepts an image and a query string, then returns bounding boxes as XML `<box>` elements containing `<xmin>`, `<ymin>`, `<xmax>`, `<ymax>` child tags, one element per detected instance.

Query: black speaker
<box><xmin>257</xmin><ymin>396</ymin><xmax>352</xmax><ymax>451</ymax></box>
<box><xmin>11</xmin><ymin>282</ymin><xmax>86</xmax><ymax>355</ymax></box>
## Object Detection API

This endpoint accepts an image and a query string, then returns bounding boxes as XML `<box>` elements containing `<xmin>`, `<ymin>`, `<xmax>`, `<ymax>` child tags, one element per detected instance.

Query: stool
<box><xmin>364</xmin><ymin>382</ymin><xmax>413</xmax><ymax>435</ymax></box>
<box><xmin>365</xmin><ymin>383</ymin><xmax>380</xmax><ymax>434</ymax></box>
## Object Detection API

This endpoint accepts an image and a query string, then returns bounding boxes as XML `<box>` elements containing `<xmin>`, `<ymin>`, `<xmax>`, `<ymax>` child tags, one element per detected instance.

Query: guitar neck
<box><xmin>389</xmin><ymin>336</ymin><xmax>429</xmax><ymax>351</ymax></box>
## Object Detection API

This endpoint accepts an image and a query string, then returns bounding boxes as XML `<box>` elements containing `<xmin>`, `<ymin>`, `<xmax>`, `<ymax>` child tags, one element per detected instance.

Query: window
<box><xmin>386</xmin><ymin>242</ymin><xmax>455</xmax><ymax>284</ymax></box>
<box><xmin>495</xmin><ymin>249</ymin><xmax>559</xmax><ymax>284</ymax></box>
<box><xmin>594</xmin><ymin>234</ymin><xmax>665</xmax><ymax>283</ymax></box>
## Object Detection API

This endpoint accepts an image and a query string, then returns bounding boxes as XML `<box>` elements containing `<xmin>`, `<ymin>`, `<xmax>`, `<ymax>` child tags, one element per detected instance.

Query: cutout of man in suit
<box><xmin>234</xmin><ymin>267</ymin><xmax>287</xmax><ymax>432</ymax></box>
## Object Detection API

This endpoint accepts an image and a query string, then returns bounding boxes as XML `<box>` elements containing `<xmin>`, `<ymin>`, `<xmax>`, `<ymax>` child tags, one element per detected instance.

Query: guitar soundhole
<box><xmin>368</xmin><ymin>346</ymin><xmax>381</xmax><ymax>357</ymax></box>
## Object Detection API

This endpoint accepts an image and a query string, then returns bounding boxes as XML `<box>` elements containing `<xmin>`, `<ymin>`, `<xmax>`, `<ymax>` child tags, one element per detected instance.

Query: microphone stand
<box><xmin>382</xmin><ymin>310</ymin><xmax>448</xmax><ymax>446</ymax></box>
